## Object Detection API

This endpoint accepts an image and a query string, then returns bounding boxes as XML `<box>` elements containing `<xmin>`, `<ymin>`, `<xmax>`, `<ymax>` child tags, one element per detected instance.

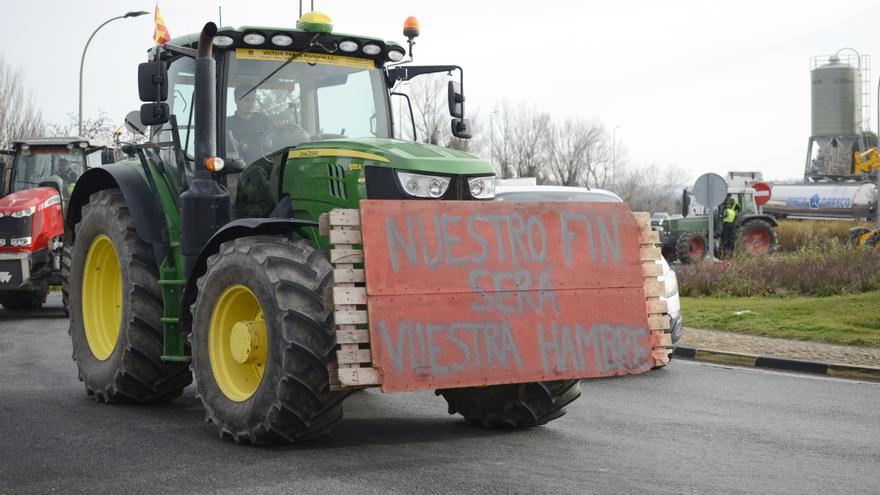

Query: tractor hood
<box><xmin>293</xmin><ymin>138</ymin><xmax>494</xmax><ymax>175</ymax></box>
<box><xmin>0</xmin><ymin>187</ymin><xmax>60</xmax><ymax>216</ymax></box>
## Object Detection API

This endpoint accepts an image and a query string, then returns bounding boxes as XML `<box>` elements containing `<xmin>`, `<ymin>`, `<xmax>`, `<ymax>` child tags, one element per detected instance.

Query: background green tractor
<box><xmin>660</xmin><ymin>187</ymin><xmax>779</xmax><ymax>263</ymax></box>
<box><xmin>64</xmin><ymin>14</ymin><xmax>581</xmax><ymax>444</ymax></box>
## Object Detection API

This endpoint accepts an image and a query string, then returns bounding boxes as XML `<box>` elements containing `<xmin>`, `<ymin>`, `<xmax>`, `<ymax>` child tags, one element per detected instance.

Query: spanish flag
<box><xmin>153</xmin><ymin>5</ymin><xmax>171</xmax><ymax>45</ymax></box>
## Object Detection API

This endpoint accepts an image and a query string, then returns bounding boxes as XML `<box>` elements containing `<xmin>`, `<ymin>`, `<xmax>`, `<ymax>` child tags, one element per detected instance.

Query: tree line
<box><xmin>396</xmin><ymin>75</ymin><xmax>689</xmax><ymax>213</ymax></box>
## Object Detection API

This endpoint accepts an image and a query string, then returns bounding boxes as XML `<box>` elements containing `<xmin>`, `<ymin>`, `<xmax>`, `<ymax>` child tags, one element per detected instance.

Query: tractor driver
<box><xmin>57</xmin><ymin>158</ymin><xmax>78</xmax><ymax>183</ymax></box>
<box><xmin>227</xmin><ymin>85</ymin><xmax>272</xmax><ymax>164</ymax></box>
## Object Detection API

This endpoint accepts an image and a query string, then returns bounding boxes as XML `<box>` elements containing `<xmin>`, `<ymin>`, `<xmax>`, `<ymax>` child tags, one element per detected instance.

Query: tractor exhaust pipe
<box><xmin>181</xmin><ymin>22</ymin><xmax>230</xmax><ymax>276</ymax></box>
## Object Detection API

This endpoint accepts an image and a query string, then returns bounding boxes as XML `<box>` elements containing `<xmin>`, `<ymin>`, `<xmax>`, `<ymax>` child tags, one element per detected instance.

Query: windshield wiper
<box><xmin>238</xmin><ymin>33</ymin><xmax>325</xmax><ymax>101</ymax></box>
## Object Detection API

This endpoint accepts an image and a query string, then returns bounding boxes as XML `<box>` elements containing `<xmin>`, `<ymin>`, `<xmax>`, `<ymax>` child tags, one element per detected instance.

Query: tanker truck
<box><xmin>762</xmin><ymin>182</ymin><xmax>877</xmax><ymax>221</ymax></box>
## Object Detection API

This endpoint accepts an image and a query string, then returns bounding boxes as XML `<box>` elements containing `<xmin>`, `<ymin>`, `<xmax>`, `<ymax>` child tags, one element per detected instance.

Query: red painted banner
<box><xmin>359</xmin><ymin>200</ymin><xmax>652</xmax><ymax>392</ymax></box>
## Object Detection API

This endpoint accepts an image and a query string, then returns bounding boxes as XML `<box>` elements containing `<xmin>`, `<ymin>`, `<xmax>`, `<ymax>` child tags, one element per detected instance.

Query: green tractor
<box><xmin>660</xmin><ymin>186</ymin><xmax>779</xmax><ymax>263</ymax></box>
<box><xmin>64</xmin><ymin>13</ymin><xmax>587</xmax><ymax>443</ymax></box>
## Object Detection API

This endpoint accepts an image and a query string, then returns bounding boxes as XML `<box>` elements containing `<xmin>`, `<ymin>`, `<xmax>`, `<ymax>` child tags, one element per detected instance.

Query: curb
<box><xmin>672</xmin><ymin>346</ymin><xmax>880</xmax><ymax>382</ymax></box>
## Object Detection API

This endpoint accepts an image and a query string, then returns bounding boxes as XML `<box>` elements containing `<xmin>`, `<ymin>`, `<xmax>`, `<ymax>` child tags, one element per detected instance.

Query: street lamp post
<box><xmin>612</xmin><ymin>125</ymin><xmax>622</xmax><ymax>185</ymax></box>
<box><xmin>78</xmin><ymin>11</ymin><xmax>149</xmax><ymax>136</ymax></box>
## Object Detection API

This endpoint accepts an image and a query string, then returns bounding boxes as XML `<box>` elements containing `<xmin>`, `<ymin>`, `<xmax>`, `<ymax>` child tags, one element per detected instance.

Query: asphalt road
<box><xmin>1</xmin><ymin>294</ymin><xmax>878</xmax><ymax>494</ymax></box>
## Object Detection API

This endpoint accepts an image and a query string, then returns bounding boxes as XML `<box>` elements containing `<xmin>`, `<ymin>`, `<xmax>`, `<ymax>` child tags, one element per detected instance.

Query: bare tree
<box><xmin>406</xmin><ymin>75</ymin><xmax>448</xmax><ymax>146</ymax></box>
<box><xmin>0</xmin><ymin>56</ymin><xmax>45</xmax><ymax>148</ymax></box>
<box><xmin>48</xmin><ymin>111</ymin><xmax>117</xmax><ymax>143</ymax></box>
<box><xmin>545</xmin><ymin>118</ymin><xmax>610</xmax><ymax>188</ymax></box>
<box><xmin>612</xmin><ymin>163</ymin><xmax>690</xmax><ymax>212</ymax></box>
<box><xmin>488</xmin><ymin>102</ymin><xmax>516</xmax><ymax>178</ymax></box>
<box><xmin>488</xmin><ymin>101</ymin><xmax>552</xmax><ymax>181</ymax></box>
<box><xmin>397</xmin><ymin>74</ymin><xmax>485</xmax><ymax>156</ymax></box>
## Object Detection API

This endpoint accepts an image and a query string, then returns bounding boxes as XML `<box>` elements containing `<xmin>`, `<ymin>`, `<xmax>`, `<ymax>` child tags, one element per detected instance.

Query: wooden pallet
<box><xmin>320</xmin><ymin>209</ymin><xmax>381</xmax><ymax>390</ymax></box>
<box><xmin>632</xmin><ymin>212</ymin><xmax>672</xmax><ymax>367</ymax></box>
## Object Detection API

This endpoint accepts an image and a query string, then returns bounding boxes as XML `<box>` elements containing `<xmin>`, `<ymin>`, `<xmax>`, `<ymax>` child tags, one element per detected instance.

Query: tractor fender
<box><xmin>740</xmin><ymin>214</ymin><xmax>779</xmax><ymax>227</ymax></box>
<box><xmin>66</xmin><ymin>164</ymin><xmax>169</xmax><ymax>267</ymax></box>
<box><xmin>179</xmin><ymin>217</ymin><xmax>318</xmax><ymax>335</ymax></box>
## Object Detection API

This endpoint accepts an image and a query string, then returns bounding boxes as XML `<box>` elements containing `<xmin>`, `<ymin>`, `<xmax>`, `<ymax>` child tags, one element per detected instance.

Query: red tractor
<box><xmin>0</xmin><ymin>137</ymin><xmax>104</xmax><ymax>310</ymax></box>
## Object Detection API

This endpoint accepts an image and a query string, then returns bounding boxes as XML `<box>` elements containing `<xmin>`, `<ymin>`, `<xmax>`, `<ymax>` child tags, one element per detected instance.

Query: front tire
<box><xmin>0</xmin><ymin>284</ymin><xmax>48</xmax><ymax>310</ymax></box>
<box><xmin>437</xmin><ymin>380</ymin><xmax>582</xmax><ymax>428</ymax></box>
<box><xmin>191</xmin><ymin>236</ymin><xmax>347</xmax><ymax>444</ymax></box>
<box><xmin>69</xmin><ymin>190</ymin><xmax>191</xmax><ymax>402</ymax></box>
<box><xmin>675</xmin><ymin>232</ymin><xmax>707</xmax><ymax>264</ymax></box>
<box><xmin>737</xmin><ymin>220</ymin><xmax>777</xmax><ymax>256</ymax></box>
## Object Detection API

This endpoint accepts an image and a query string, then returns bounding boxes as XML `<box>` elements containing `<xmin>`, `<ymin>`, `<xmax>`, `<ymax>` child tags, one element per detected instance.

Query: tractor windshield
<box><xmin>12</xmin><ymin>147</ymin><xmax>93</xmax><ymax>199</ymax></box>
<box><xmin>224</xmin><ymin>49</ymin><xmax>391</xmax><ymax>164</ymax></box>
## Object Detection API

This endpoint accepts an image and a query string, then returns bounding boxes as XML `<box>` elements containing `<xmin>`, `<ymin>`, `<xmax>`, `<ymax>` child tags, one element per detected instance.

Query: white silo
<box><xmin>804</xmin><ymin>50</ymin><xmax>871</xmax><ymax>179</ymax></box>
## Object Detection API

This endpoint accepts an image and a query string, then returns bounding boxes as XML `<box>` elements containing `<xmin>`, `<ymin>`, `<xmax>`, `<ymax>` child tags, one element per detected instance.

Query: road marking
<box><xmin>674</xmin><ymin>359</ymin><xmax>880</xmax><ymax>386</ymax></box>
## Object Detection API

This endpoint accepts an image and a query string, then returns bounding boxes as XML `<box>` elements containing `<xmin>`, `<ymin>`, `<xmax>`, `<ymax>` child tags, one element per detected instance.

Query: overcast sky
<box><xmin>2</xmin><ymin>0</ymin><xmax>879</xmax><ymax>183</ymax></box>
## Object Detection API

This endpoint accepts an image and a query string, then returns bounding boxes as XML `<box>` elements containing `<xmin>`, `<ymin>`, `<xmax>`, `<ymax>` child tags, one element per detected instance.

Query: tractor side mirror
<box><xmin>448</xmin><ymin>80</ymin><xmax>464</xmax><ymax>119</ymax></box>
<box><xmin>140</xmin><ymin>103</ymin><xmax>170</xmax><ymax>126</ymax></box>
<box><xmin>451</xmin><ymin>118</ymin><xmax>472</xmax><ymax>139</ymax></box>
<box><xmin>138</xmin><ymin>61</ymin><xmax>168</xmax><ymax>102</ymax></box>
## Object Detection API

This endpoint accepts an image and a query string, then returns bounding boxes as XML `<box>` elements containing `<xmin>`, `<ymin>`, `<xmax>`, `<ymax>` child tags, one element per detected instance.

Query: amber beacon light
<box><xmin>403</xmin><ymin>16</ymin><xmax>420</xmax><ymax>39</ymax></box>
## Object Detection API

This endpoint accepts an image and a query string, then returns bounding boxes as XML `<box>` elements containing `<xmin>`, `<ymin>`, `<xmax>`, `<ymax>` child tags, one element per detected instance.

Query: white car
<box><xmin>494</xmin><ymin>183</ymin><xmax>683</xmax><ymax>344</ymax></box>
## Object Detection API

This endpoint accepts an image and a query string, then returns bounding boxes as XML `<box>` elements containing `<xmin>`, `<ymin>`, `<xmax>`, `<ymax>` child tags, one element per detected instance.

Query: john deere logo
<box><xmin>0</xmin><ymin>272</ymin><xmax>11</xmax><ymax>284</ymax></box>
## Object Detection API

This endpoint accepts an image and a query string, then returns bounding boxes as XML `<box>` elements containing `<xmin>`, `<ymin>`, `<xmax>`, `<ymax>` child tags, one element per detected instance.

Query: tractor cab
<box><xmin>0</xmin><ymin>137</ymin><xmax>103</xmax><ymax>310</ymax></box>
<box><xmin>8</xmin><ymin>137</ymin><xmax>104</xmax><ymax>206</ymax></box>
<box><xmin>136</xmin><ymin>11</ymin><xmax>481</xmax><ymax>228</ymax></box>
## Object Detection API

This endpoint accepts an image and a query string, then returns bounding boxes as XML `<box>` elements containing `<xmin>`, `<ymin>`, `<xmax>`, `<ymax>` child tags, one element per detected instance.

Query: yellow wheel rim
<box><xmin>209</xmin><ymin>285</ymin><xmax>268</xmax><ymax>402</ymax></box>
<box><xmin>81</xmin><ymin>234</ymin><xmax>123</xmax><ymax>361</ymax></box>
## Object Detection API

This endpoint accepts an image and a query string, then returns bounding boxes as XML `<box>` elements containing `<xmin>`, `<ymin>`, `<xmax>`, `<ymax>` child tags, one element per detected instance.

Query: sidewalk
<box><xmin>680</xmin><ymin>327</ymin><xmax>880</xmax><ymax>368</ymax></box>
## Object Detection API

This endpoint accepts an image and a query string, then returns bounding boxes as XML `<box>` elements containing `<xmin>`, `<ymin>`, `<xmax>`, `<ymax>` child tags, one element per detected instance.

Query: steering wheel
<box><xmin>269</xmin><ymin>122</ymin><xmax>311</xmax><ymax>149</ymax></box>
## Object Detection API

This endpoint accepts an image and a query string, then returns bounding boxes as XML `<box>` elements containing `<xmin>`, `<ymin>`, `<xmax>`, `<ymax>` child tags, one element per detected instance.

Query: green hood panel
<box><xmin>295</xmin><ymin>138</ymin><xmax>494</xmax><ymax>175</ymax></box>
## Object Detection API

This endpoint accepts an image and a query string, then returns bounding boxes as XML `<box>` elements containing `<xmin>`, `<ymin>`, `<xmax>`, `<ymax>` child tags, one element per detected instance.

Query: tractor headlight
<box><xmin>271</xmin><ymin>34</ymin><xmax>294</xmax><ymax>47</ymax></box>
<box><xmin>362</xmin><ymin>43</ymin><xmax>381</xmax><ymax>55</ymax></box>
<box><xmin>10</xmin><ymin>237</ymin><xmax>32</xmax><ymax>247</ymax></box>
<box><xmin>387</xmin><ymin>49</ymin><xmax>405</xmax><ymax>62</ymax></box>
<box><xmin>11</xmin><ymin>206</ymin><xmax>35</xmax><ymax>218</ymax></box>
<box><xmin>467</xmin><ymin>176</ymin><xmax>496</xmax><ymax>199</ymax></box>
<box><xmin>339</xmin><ymin>40</ymin><xmax>358</xmax><ymax>52</ymax></box>
<box><xmin>213</xmin><ymin>35</ymin><xmax>235</xmax><ymax>47</ymax></box>
<box><xmin>396</xmin><ymin>171</ymin><xmax>450</xmax><ymax>198</ymax></box>
<box><xmin>243</xmin><ymin>33</ymin><xmax>266</xmax><ymax>45</ymax></box>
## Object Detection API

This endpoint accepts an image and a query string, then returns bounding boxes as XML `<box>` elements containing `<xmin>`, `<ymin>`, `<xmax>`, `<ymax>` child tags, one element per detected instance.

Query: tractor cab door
<box><xmin>154</xmin><ymin>56</ymin><xmax>197</xmax><ymax>194</ymax></box>
<box><xmin>0</xmin><ymin>158</ymin><xmax>11</xmax><ymax>197</ymax></box>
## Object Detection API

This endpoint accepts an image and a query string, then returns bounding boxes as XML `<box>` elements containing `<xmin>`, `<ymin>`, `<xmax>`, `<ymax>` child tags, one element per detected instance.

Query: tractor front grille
<box><xmin>0</xmin><ymin>215</ymin><xmax>31</xmax><ymax>246</ymax></box>
<box><xmin>327</xmin><ymin>163</ymin><xmax>348</xmax><ymax>200</ymax></box>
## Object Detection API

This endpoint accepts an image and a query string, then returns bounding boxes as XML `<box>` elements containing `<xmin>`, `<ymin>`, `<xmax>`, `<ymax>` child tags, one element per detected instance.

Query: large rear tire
<box><xmin>191</xmin><ymin>236</ymin><xmax>347</xmax><ymax>444</ymax></box>
<box><xmin>675</xmin><ymin>231</ymin><xmax>707</xmax><ymax>264</ymax></box>
<box><xmin>737</xmin><ymin>220</ymin><xmax>777</xmax><ymax>256</ymax></box>
<box><xmin>437</xmin><ymin>380</ymin><xmax>582</xmax><ymax>428</ymax></box>
<box><xmin>68</xmin><ymin>190</ymin><xmax>192</xmax><ymax>403</ymax></box>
